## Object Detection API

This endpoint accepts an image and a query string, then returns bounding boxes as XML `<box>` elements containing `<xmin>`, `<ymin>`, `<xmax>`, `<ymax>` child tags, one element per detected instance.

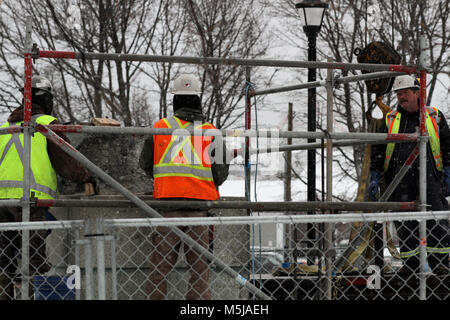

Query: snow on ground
<box><xmin>219</xmin><ymin>178</ymin><xmax>305</xmax><ymax>201</ymax></box>
<box><xmin>218</xmin><ymin>163</ymin><xmax>359</xmax><ymax>249</ymax></box>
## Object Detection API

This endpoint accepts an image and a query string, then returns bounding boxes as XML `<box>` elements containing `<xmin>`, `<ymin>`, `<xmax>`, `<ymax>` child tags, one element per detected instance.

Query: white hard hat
<box><xmin>392</xmin><ymin>75</ymin><xmax>420</xmax><ymax>92</ymax></box>
<box><xmin>20</xmin><ymin>76</ymin><xmax>53</xmax><ymax>96</ymax></box>
<box><xmin>171</xmin><ymin>74</ymin><xmax>201</xmax><ymax>95</ymax></box>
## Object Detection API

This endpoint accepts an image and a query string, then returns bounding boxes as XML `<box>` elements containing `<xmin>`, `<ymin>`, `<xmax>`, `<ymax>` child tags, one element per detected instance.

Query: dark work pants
<box><xmin>395</xmin><ymin>219</ymin><xmax>450</xmax><ymax>271</ymax></box>
<box><xmin>390</xmin><ymin>175</ymin><xmax>450</xmax><ymax>271</ymax></box>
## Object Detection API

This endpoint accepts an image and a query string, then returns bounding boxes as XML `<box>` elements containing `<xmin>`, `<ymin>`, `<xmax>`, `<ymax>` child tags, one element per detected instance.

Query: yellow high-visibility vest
<box><xmin>0</xmin><ymin>114</ymin><xmax>58</xmax><ymax>199</ymax></box>
<box><xmin>384</xmin><ymin>107</ymin><xmax>442</xmax><ymax>172</ymax></box>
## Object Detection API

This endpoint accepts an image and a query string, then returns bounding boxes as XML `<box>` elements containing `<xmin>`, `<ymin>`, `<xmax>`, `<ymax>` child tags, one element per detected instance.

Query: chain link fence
<box><xmin>0</xmin><ymin>212</ymin><xmax>448</xmax><ymax>300</ymax></box>
<box><xmin>0</xmin><ymin>220</ymin><xmax>84</xmax><ymax>300</ymax></box>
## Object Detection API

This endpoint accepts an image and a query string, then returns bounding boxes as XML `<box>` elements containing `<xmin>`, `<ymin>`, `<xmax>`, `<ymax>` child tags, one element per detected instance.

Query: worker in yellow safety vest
<box><xmin>139</xmin><ymin>74</ymin><xmax>230</xmax><ymax>299</ymax></box>
<box><xmin>0</xmin><ymin>76</ymin><xmax>95</xmax><ymax>300</ymax></box>
<box><xmin>369</xmin><ymin>75</ymin><xmax>450</xmax><ymax>276</ymax></box>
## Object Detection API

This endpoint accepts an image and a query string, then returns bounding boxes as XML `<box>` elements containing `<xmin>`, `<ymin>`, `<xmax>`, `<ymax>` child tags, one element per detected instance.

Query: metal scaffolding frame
<box><xmin>0</xmin><ymin>16</ymin><xmax>436</xmax><ymax>300</ymax></box>
<box><xmin>34</xmin><ymin>198</ymin><xmax>417</xmax><ymax>212</ymax></box>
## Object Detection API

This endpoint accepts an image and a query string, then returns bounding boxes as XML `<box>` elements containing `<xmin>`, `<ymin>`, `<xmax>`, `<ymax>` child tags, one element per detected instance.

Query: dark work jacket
<box><xmin>139</xmin><ymin>107</ymin><xmax>230</xmax><ymax>190</ymax></box>
<box><xmin>370</xmin><ymin>105</ymin><xmax>450</xmax><ymax>209</ymax></box>
<box><xmin>7</xmin><ymin>104</ymin><xmax>91</xmax><ymax>183</ymax></box>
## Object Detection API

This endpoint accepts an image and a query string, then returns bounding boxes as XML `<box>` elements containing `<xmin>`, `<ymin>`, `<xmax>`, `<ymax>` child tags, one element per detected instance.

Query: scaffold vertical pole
<box><xmin>20</xmin><ymin>16</ymin><xmax>33</xmax><ymax>301</ymax></box>
<box><xmin>96</xmin><ymin>218</ymin><xmax>106</xmax><ymax>300</ymax></box>
<box><xmin>324</xmin><ymin>58</ymin><xmax>334</xmax><ymax>300</ymax></box>
<box><xmin>84</xmin><ymin>220</ymin><xmax>94</xmax><ymax>300</ymax></box>
<box><xmin>418</xmin><ymin>67</ymin><xmax>428</xmax><ymax>300</ymax></box>
<box><xmin>74</xmin><ymin>228</ymin><xmax>81</xmax><ymax>300</ymax></box>
<box><xmin>245</xmin><ymin>67</ymin><xmax>251</xmax><ymax>204</ymax></box>
<box><xmin>284</xmin><ymin>103</ymin><xmax>294</xmax><ymax>262</ymax></box>
<box><xmin>110</xmin><ymin>235</ymin><xmax>118</xmax><ymax>300</ymax></box>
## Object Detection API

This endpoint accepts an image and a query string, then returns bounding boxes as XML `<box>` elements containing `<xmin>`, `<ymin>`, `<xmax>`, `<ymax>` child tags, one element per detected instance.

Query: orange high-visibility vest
<box><xmin>152</xmin><ymin>116</ymin><xmax>220</xmax><ymax>200</ymax></box>
<box><xmin>384</xmin><ymin>107</ymin><xmax>442</xmax><ymax>172</ymax></box>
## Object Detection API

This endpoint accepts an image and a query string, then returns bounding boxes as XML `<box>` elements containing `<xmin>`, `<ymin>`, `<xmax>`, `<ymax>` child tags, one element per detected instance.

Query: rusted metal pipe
<box><xmin>35</xmin><ymin>198</ymin><xmax>417</xmax><ymax>212</ymax></box>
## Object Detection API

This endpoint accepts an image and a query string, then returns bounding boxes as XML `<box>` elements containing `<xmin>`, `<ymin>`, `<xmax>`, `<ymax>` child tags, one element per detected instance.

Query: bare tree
<box><xmin>184</xmin><ymin>0</ymin><xmax>272</xmax><ymax>129</ymax></box>
<box><xmin>375</xmin><ymin>0</ymin><xmax>450</xmax><ymax>105</ymax></box>
<box><xmin>269</xmin><ymin>0</ymin><xmax>450</xmax><ymax>200</ymax></box>
<box><xmin>0</xmin><ymin>0</ymin><xmax>163</xmax><ymax>125</ymax></box>
<box><xmin>0</xmin><ymin>0</ymin><xmax>274</xmax><ymax>128</ymax></box>
<box><xmin>139</xmin><ymin>1</ymin><xmax>189</xmax><ymax>119</ymax></box>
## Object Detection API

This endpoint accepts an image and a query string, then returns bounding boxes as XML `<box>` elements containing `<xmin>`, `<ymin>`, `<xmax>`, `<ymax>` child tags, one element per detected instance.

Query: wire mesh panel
<box><xmin>0</xmin><ymin>222</ymin><xmax>84</xmax><ymax>300</ymax></box>
<box><xmin>104</xmin><ymin>214</ymin><xmax>449</xmax><ymax>300</ymax></box>
<box><xmin>1</xmin><ymin>213</ymin><xmax>447</xmax><ymax>300</ymax></box>
<box><xmin>254</xmin><ymin>218</ymin><xmax>450</xmax><ymax>300</ymax></box>
<box><xmin>105</xmin><ymin>214</ymin><xmax>251</xmax><ymax>300</ymax></box>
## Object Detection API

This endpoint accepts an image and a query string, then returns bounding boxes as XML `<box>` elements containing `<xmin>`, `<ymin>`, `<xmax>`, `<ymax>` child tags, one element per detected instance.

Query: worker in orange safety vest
<box><xmin>139</xmin><ymin>74</ymin><xmax>230</xmax><ymax>299</ymax></box>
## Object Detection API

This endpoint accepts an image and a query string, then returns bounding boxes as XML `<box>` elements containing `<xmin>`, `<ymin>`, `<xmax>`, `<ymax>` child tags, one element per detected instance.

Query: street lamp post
<box><xmin>295</xmin><ymin>0</ymin><xmax>328</xmax><ymax>265</ymax></box>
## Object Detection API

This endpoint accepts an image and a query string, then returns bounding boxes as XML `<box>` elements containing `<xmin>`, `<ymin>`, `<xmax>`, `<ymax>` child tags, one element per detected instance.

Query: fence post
<box><xmin>96</xmin><ymin>218</ymin><xmax>106</xmax><ymax>300</ymax></box>
<box><xmin>324</xmin><ymin>58</ymin><xmax>334</xmax><ymax>300</ymax></box>
<box><xmin>418</xmin><ymin>68</ymin><xmax>428</xmax><ymax>300</ymax></box>
<box><xmin>20</xmin><ymin>16</ymin><xmax>33</xmax><ymax>301</ymax></box>
<box><xmin>84</xmin><ymin>220</ymin><xmax>94</xmax><ymax>300</ymax></box>
<box><xmin>284</xmin><ymin>103</ymin><xmax>294</xmax><ymax>261</ymax></box>
<box><xmin>108</xmin><ymin>234</ymin><xmax>118</xmax><ymax>300</ymax></box>
<box><xmin>74</xmin><ymin>228</ymin><xmax>81</xmax><ymax>300</ymax></box>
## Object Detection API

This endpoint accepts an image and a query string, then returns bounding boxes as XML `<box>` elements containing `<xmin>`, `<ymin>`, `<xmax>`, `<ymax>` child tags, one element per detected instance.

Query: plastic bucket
<box><xmin>34</xmin><ymin>276</ymin><xmax>75</xmax><ymax>300</ymax></box>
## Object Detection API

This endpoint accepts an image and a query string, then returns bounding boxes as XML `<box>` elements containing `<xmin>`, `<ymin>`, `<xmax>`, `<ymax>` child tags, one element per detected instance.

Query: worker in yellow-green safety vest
<box><xmin>369</xmin><ymin>75</ymin><xmax>450</xmax><ymax>276</ymax></box>
<box><xmin>0</xmin><ymin>76</ymin><xmax>95</xmax><ymax>300</ymax></box>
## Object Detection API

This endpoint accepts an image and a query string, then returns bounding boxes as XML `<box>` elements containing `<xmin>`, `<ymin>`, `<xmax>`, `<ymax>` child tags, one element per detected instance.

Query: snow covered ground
<box><xmin>219</xmin><ymin>177</ymin><xmax>305</xmax><ymax>201</ymax></box>
<box><xmin>217</xmin><ymin>161</ymin><xmax>358</xmax><ymax>250</ymax></box>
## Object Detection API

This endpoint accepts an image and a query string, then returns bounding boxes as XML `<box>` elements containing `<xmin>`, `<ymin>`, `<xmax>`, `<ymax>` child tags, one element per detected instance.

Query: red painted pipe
<box><xmin>36</xmin><ymin>199</ymin><xmax>55</xmax><ymax>207</ymax></box>
<box><xmin>23</xmin><ymin>53</ymin><xmax>32</xmax><ymax>123</ymax></box>
<box><xmin>404</xmin><ymin>145</ymin><xmax>420</xmax><ymax>166</ymax></box>
<box><xmin>388</xmin><ymin>65</ymin><xmax>417</xmax><ymax>73</ymax></box>
<box><xmin>36</xmin><ymin>124</ymin><xmax>79</xmax><ymax>153</ymax></box>
<box><xmin>386</xmin><ymin>133</ymin><xmax>417</xmax><ymax>142</ymax></box>
<box><xmin>39</xmin><ymin>50</ymin><xmax>76</xmax><ymax>59</ymax></box>
<box><xmin>0</xmin><ymin>126</ymin><xmax>23</xmax><ymax>135</ymax></box>
<box><xmin>45</xmin><ymin>124</ymin><xmax>83</xmax><ymax>133</ymax></box>
<box><xmin>419</xmin><ymin>70</ymin><xmax>427</xmax><ymax>136</ymax></box>
<box><xmin>400</xmin><ymin>202</ymin><xmax>419</xmax><ymax>210</ymax></box>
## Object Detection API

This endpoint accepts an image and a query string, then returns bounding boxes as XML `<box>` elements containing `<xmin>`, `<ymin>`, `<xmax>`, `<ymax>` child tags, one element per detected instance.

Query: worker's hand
<box><xmin>443</xmin><ymin>167</ymin><xmax>450</xmax><ymax>197</ymax></box>
<box><xmin>368</xmin><ymin>171</ymin><xmax>382</xmax><ymax>201</ymax></box>
<box><xmin>85</xmin><ymin>176</ymin><xmax>99</xmax><ymax>196</ymax></box>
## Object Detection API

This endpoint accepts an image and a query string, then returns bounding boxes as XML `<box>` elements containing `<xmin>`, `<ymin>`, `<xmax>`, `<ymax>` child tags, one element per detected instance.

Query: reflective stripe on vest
<box><xmin>427</xmin><ymin>108</ymin><xmax>442</xmax><ymax>171</ymax></box>
<box><xmin>152</xmin><ymin>116</ymin><xmax>219</xmax><ymax>200</ymax></box>
<box><xmin>384</xmin><ymin>107</ymin><xmax>442</xmax><ymax>172</ymax></box>
<box><xmin>0</xmin><ymin>114</ymin><xmax>58</xmax><ymax>199</ymax></box>
<box><xmin>153</xmin><ymin>116</ymin><xmax>214</xmax><ymax>181</ymax></box>
<box><xmin>399</xmin><ymin>246</ymin><xmax>450</xmax><ymax>259</ymax></box>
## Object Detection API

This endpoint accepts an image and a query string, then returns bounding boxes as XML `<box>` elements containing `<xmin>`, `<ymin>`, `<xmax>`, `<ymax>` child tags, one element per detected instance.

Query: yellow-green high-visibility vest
<box><xmin>0</xmin><ymin>114</ymin><xmax>58</xmax><ymax>199</ymax></box>
<box><xmin>384</xmin><ymin>107</ymin><xmax>442</xmax><ymax>172</ymax></box>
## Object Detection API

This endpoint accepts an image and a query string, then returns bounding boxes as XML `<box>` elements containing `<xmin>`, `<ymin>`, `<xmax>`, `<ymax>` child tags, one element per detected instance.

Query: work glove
<box><xmin>443</xmin><ymin>167</ymin><xmax>450</xmax><ymax>197</ymax></box>
<box><xmin>368</xmin><ymin>171</ymin><xmax>382</xmax><ymax>201</ymax></box>
<box><xmin>85</xmin><ymin>176</ymin><xmax>99</xmax><ymax>196</ymax></box>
